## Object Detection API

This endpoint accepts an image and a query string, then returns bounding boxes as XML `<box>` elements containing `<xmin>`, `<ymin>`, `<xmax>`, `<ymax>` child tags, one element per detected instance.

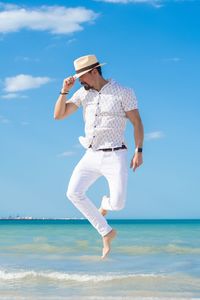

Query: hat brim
<box><xmin>73</xmin><ymin>63</ymin><xmax>106</xmax><ymax>79</ymax></box>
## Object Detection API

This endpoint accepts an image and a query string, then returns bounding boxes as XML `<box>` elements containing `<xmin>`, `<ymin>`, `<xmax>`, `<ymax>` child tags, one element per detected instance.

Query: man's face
<box><xmin>79</xmin><ymin>70</ymin><xmax>95</xmax><ymax>90</ymax></box>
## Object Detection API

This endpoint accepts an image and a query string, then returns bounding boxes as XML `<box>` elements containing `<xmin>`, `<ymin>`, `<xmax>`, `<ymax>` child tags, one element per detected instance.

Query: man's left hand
<box><xmin>130</xmin><ymin>153</ymin><xmax>143</xmax><ymax>172</ymax></box>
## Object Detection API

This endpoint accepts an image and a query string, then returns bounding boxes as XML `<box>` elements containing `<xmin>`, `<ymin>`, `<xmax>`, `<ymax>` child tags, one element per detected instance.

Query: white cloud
<box><xmin>0</xmin><ymin>3</ymin><xmax>19</xmax><ymax>10</ymax></box>
<box><xmin>97</xmin><ymin>0</ymin><xmax>154</xmax><ymax>2</ymax></box>
<box><xmin>95</xmin><ymin>0</ymin><xmax>163</xmax><ymax>7</ymax></box>
<box><xmin>14</xmin><ymin>56</ymin><xmax>40</xmax><ymax>63</ymax></box>
<box><xmin>163</xmin><ymin>57</ymin><xmax>181</xmax><ymax>62</ymax></box>
<box><xmin>96</xmin><ymin>0</ymin><xmax>196</xmax><ymax>5</ymax></box>
<box><xmin>0</xmin><ymin>4</ymin><xmax>98</xmax><ymax>35</ymax></box>
<box><xmin>67</xmin><ymin>38</ymin><xmax>77</xmax><ymax>45</ymax></box>
<box><xmin>145</xmin><ymin>131</ymin><xmax>164</xmax><ymax>140</ymax></box>
<box><xmin>1</xmin><ymin>93</ymin><xmax>28</xmax><ymax>99</ymax></box>
<box><xmin>20</xmin><ymin>121</ymin><xmax>29</xmax><ymax>126</ymax></box>
<box><xmin>1</xmin><ymin>93</ymin><xmax>19</xmax><ymax>99</ymax></box>
<box><xmin>0</xmin><ymin>115</ymin><xmax>10</xmax><ymax>124</ymax></box>
<box><xmin>4</xmin><ymin>74</ymin><xmax>51</xmax><ymax>93</ymax></box>
<box><xmin>57</xmin><ymin>151</ymin><xmax>76</xmax><ymax>158</ymax></box>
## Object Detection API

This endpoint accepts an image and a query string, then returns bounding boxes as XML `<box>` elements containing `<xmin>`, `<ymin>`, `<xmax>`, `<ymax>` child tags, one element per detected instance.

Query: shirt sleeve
<box><xmin>67</xmin><ymin>88</ymin><xmax>82</xmax><ymax>108</ymax></box>
<box><xmin>121</xmin><ymin>88</ymin><xmax>138</xmax><ymax>112</ymax></box>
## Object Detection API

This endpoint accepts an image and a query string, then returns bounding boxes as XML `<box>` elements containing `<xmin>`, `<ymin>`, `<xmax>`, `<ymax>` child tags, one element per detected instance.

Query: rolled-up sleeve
<box><xmin>67</xmin><ymin>89</ymin><xmax>82</xmax><ymax>108</ymax></box>
<box><xmin>121</xmin><ymin>88</ymin><xmax>138</xmax><ymax>112</ymax></box>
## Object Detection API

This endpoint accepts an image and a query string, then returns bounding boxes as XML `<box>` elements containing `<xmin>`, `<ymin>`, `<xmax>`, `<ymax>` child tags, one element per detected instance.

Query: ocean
<box><xmin>0</xmin><ymin>219</ymin><xmax>200</xmax><ymax>300</ymax></box>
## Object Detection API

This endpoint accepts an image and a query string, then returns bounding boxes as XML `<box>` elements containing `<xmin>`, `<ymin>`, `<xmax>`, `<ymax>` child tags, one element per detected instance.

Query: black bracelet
<box><xmin>135</xmin><ymin>147</ymin><xmax>143</xmax><ymax>153</ymax></box>
<box><xmin>60</xmin><ymin>91</ymin><xmax>69</xmax><ymax>95</ymax></box>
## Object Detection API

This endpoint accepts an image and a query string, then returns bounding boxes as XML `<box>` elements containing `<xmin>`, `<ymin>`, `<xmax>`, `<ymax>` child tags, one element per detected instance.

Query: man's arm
<box><xmin>126</xmin><ymin>109</ymin><xmax>144</xmax><ymax>171</ymax></box>
<box><xmin>54</xmin><ymin>96</ymin><xmax>78</xmax><ymax>120</ymax></box>
<box><xmin>54</xmin><ymin>76</ymin><xmax>78</xmax><ymax>120</ymax></box>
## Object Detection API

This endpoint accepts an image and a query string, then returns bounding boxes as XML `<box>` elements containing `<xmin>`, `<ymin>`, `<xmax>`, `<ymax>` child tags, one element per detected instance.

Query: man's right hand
<box><xmin>62</xmin><ymin>76</ymin><xmax>76</xmax><ymax>93</ymax></box>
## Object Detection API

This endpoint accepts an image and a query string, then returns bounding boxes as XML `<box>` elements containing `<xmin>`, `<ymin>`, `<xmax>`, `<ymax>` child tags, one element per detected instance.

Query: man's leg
<box><xmin>66</xmin><ymin>149</ymin><xmax>113</xmax><ymax>237</ymax></box>
<box><xmin>100</xmin><ymin>149</ymin><xmax>128</xmax><ymax>212</ymax></box>
<box><xmin>99</xmin><ymin>149</ymin><xmax>128</xmax><ymax>258</ymax></box>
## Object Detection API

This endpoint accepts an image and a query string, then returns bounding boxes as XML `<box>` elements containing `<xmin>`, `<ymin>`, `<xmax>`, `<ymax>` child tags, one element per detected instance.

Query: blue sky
<box><xmin>0</xmin><ymin>0</ymin><xmax>199</xmax><ymax>219</ymax></box>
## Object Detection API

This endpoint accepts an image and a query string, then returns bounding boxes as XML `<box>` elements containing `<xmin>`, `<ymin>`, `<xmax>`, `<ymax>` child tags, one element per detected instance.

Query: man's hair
<box><xmin>96</xmin><ymin>66</ymin><xmax>102</xmax><ymax>76</ymax></box>
<box><xmin>90</xmin><ymin>66</ymin><xmax>102</xmax><ymax>76</ymax></box>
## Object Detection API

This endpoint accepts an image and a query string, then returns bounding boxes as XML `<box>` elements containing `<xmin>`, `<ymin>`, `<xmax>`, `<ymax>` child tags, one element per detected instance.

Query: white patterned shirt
<box><xmin>67</xmin><ymin>79</ymin><xmax>138</xmax><ymax>150</ymax></box>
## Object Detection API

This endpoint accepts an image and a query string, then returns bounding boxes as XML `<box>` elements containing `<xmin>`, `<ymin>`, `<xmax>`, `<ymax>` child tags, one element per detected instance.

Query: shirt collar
<box><xmin>89</xmin><ymin>79</ymin><xmax>113</xmax><ymax>94</ymax></box>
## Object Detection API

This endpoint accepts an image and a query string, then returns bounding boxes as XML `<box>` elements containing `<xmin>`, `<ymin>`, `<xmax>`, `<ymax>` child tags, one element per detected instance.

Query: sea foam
<box><xmin>0</xmin><ymin>269</ymin><xmax>162</xmax><ymax>282</ymax></box>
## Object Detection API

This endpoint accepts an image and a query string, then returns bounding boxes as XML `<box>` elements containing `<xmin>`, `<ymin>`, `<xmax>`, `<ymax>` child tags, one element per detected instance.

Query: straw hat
<box><xmin>73</xmin><ymin>55</ymin><xmax>106</xmax><ymax>79</ymax></box>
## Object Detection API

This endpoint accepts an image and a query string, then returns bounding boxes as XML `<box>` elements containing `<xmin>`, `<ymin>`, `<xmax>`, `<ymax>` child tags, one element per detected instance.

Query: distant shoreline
<box><xmin>0</xmin><ymin>217</ymin><xmax>84</xmax><ymax>220</ymax></box>
<box><xmin>0</xmin><ymin>218</ymin><xmax>200</xmax><ymax>223</ymax></box>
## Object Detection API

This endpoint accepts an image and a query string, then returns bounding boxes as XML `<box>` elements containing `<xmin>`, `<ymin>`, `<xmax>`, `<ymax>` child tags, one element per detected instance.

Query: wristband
<box><xmin>135</xmin><ymin>147</ymin><xmax>143</xmax><ymax>153</ymax></box>
<box><xmin>60</xmin><ymin>91</ymin><xmax>69</xmax><ymax>95</ymax></box>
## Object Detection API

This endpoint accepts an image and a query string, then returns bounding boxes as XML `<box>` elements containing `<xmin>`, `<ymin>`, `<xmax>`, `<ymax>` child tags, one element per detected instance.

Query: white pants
<box><xmin>66</xmin><ymin>148</ymin><xmax>128</xmax><ymax>237</ymax></box>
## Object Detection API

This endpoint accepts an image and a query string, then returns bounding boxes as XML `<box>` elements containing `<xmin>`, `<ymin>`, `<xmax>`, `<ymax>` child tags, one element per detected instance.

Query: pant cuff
<box><xmin>101</xmin><ymin>226</ymin><xmax>113</xmax><ymax>237</ymax></box>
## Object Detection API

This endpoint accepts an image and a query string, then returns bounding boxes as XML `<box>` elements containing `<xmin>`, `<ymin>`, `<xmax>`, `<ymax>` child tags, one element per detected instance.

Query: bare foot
<box><xmin>101</xmin><ymin>229</ymin><xmax>117</xmax><ymax>259</ymax></box>
<box><xmin>98</xmin><ymin>207</ymin><xmax>108</xmax><ymax>216</ymax></box>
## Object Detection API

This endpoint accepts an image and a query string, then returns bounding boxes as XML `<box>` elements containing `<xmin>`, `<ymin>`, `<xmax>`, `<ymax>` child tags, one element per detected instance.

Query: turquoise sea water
<box><xmin>0</xmin><ymin>219</ymin><xmax>200</xmax><ymax>300</ymax></box>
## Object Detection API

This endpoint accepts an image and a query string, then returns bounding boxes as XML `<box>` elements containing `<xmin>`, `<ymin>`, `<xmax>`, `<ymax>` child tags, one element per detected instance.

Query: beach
<box><xmin>0</xmin><ymin>219</ymin><xmax>200</xmax><ymax>299</ymax></box>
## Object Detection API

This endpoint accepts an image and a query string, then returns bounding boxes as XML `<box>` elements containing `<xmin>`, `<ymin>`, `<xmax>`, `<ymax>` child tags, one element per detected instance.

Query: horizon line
<box><xmin>0</xmin><ymin>217</ymin><xmax>200</xmax><ymax>221</ymax></box>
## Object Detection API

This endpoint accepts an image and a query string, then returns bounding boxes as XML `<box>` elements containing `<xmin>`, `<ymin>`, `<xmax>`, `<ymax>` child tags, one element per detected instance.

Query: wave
<box><xmin>1</xmin><ymin>269</ymin><xmax>200</xmax><ymax>299</ymax></box>
<box><xmin>115</xmin><ymin>244</ymin><xmax>200</xmax><ymax>255</ymax></box>
<box><xmin>0</xmin><ymin>269</ymin><xmax>200</xmax><ymax>288</ymax></box>
<box><xmin>1</xmin><ymin>243</ymin><xmax>200</xmax><ymax>256</ymax></box>
<box><xmin>0</xmin><ymin>269</ymin><xmax>165</xmax><ymax>282</ymax></box>
<box><xmin>0</xmin><ymin>243</ymin><xmax>75</xmax><ymax>254</ymax></box>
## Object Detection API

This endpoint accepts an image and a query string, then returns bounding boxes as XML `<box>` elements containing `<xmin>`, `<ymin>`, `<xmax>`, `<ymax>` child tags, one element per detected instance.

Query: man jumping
<box><xmin>54</xmin><ymin>54</ymin><xmax>144</xmax><ymax>259</ymax></box>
